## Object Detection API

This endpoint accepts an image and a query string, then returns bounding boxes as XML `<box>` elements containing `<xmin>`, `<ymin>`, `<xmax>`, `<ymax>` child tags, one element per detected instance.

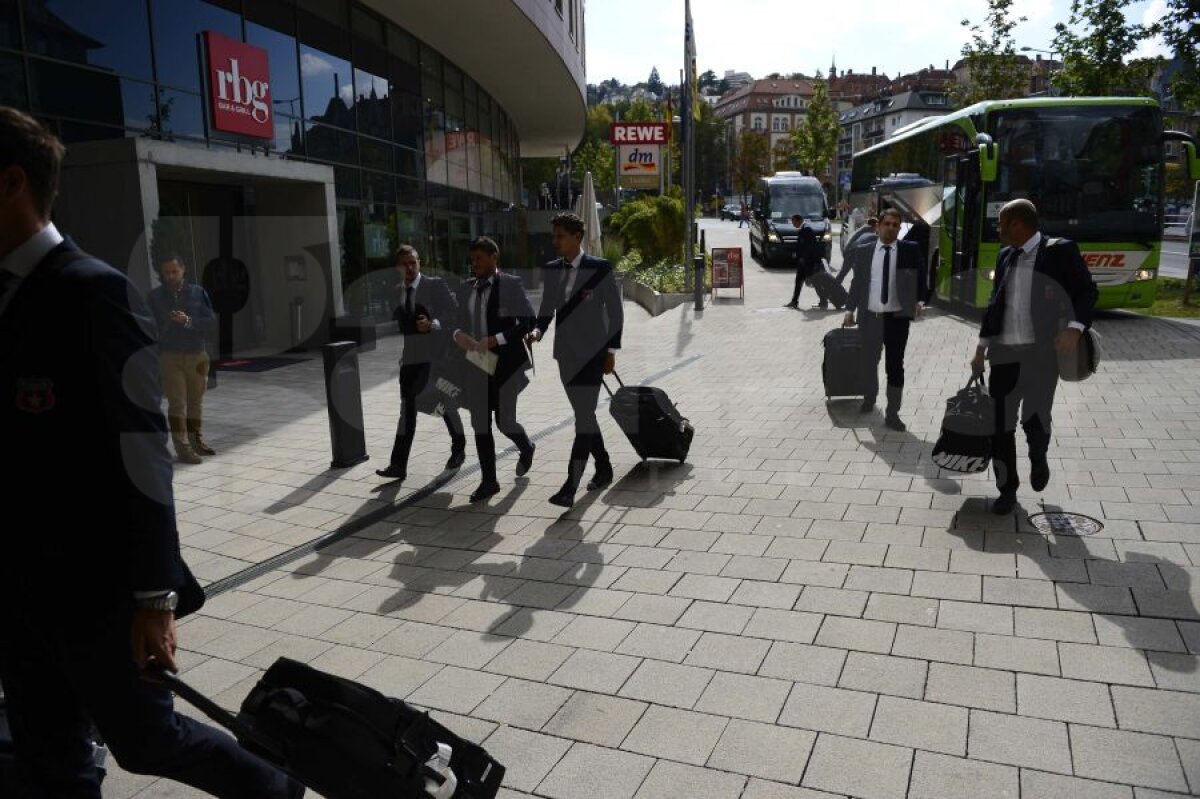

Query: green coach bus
<box><xmin>843</xmin><ymin>97</ymin><xmax>1200</xmax><ymax>310</ymax></box>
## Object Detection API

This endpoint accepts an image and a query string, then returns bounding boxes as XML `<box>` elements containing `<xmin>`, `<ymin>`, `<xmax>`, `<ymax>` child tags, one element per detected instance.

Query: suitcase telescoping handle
<box><xmin>601</xmin><ymin>370</ymin><xmax>625</xmax><ymax>398</ymax></box>
<box><xmin>152</xmin><ymin>667</ymin><xmax>280</xmax><ymax>759</ymax></box>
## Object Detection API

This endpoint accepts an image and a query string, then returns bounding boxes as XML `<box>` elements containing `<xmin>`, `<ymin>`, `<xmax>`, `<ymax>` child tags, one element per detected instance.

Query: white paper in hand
<box><xmin>466</xmin><ymin>349</ymin><xmax>499</xmax><ymax>375</ymax></box>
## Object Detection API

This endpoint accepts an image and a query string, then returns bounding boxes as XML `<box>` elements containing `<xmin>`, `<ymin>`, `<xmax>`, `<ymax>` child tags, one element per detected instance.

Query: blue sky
<box><xmin>584</xmin><ymin>0</ymin><xmax>1171</xmax><ymax>86</ymax></box>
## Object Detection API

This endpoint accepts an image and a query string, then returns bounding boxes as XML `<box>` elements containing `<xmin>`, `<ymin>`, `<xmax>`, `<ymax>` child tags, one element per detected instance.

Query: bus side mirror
<box><xmin>976</xmin><ymin>133</ymin><xmax>999</xmax><ymax>183</ymax></box>
<box><xmin>1185</xmin><ymin>140</ymin><xmax>1200</xmax><ymax>183</ymax></box>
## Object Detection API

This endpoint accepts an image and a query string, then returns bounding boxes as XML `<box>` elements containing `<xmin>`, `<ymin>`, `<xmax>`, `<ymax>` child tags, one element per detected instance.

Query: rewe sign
<box><xmin>204</xmin><ymin>31</ymin><xmax>272</xmax><ymax>139</ymax></box>
<box><xmin>610</xmin><ymin>122</ymin><xmax>669</xmax><ymax>145</ymax></box>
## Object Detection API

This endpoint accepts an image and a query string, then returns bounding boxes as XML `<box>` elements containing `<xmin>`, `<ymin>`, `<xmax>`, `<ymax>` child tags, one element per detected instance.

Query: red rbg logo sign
<box><xmin>204</xmin><ymin>31</ymin><xmax>272</xmax><ymax>139</ymax></box>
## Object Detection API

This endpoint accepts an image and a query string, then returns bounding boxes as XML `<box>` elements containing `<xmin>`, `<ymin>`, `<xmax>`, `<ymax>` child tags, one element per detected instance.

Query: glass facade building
<box><xmin>0</xmin><ymin>0</ymin><xmax>583</xmax><ymax>324</ymax></box>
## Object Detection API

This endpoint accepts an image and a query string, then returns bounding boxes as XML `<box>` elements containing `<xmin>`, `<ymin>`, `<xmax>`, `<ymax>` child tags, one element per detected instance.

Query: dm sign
<box><xmin>204</xmin><ymin>31</ymin><xmax>272</xmax><ymax>140</ymax></box>
<box><xmin>612</xmin><ymin>123</ymin><xmax>667</xmax><ymax>190</ymax></box>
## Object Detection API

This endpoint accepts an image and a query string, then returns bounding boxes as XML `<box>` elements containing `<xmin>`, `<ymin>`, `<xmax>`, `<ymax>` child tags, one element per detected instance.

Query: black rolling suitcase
<box><xmin>823</xmin><ymin>326</ymin><xmax>865</xmax><ymax>399</ymax></box>
<box><xmin>160</xmin><ymin>658</ymin><xmax>505</xmax><ymax>799</ymax></box>
<box><xmin>807</xmin><ymin>265</ymin><xmax>848</xmax><ymax>309</ymax></box>
<box><xmin>605</xmin><ymin>372</ymin><xmax>693</xmax><ymax>463</ymax></box>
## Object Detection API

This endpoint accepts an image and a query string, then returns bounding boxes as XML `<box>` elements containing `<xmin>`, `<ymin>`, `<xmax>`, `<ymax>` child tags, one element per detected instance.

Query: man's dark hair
<box><xmin>469</xmin><ymin>236</ymin><xmax>499</xmax><ymax>256</ymax></box>
<box><xmin>866</xmin><ymin>216</ymin><xmax>879</xmax><ymax>226</ymax></box>
<box><xmin>156</xmin><ymin>254</ymin><xmax>186</xmax><ymax>273</ymax></box>
<box><xmin>551</xmin><ymin>212</ymin><xmax>585</xmax><ymax>236</ymax></box>
<box><xmin>879</xmin><ymin>208</ymin><xmax>902</xmax><ymax>224</ymax></box>
<box><xmin>0</xmin><ymin>107</ymin><xmax>66</xmax><ymax>219</ymax></box>
<box><xmin>1000</xmin><ymin>199</ymin><xmax>1039</xmax><ymax>230</ymax></box>
<box><xmin>395</xmin><ymin>244</ymin><xmax>420</xmax><ymax>261</ymax></box>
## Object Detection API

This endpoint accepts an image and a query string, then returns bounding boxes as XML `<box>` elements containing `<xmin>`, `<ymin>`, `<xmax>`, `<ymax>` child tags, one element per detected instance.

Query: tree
<box><xmin>698</xmin><ymin>69</ymin><xmax>718</xmax><ymax>90</ymax></box>
<box><xmin>951</xmin><ymin>0</ymin><xmax>1029</xmax><ymax>105</ymax></box>
<box><xmin>789</xmin><ymin>71</ymin><xmax>841</xmax><ymax>177</ymax></box>
<box><xmin>694</xmin><ymin>101</ymin><xmax>730</xmax><ymax>198</ymax></box>
<box><xmin>625</xmin><ymin>98</ymin><xmax>657</xmax><ymax>122</ymax></box>
<box><xmin>1052</xmin><ymin>0</ymin><xmax>1159</xmax><ymax>97</ymax></box>
<box><xmin>1150</xmin><ymin>0</ymin><xmax>1199</xmax><ymax>110</ymax></box>
<box><xmin>733</xmin><ymin>129</ymin><xmax>770</xmax><ymax>202</ymax></box>
<box><xmin>647</xmin><ymin>67</ymin><xmax>665</xmax><ymax>98</ymax></box>
<box><xmin>573</xmin><ymin>139</ymin><xmax>615</xmax><ymax>200</ymax></box>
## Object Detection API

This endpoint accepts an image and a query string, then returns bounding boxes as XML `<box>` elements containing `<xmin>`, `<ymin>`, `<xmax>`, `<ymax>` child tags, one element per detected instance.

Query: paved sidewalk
<box><xmin>110</xmin><ymin>219</ymin><xmax>1200</xmax><ymax>798</ymax></box>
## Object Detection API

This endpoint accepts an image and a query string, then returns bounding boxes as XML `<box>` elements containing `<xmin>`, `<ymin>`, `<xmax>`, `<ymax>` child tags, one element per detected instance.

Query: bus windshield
<box><xmin>768</xmin><ymin>184</ymin><xmax>826</xmax><ymax>220</ymax></box>
<box><xmin>985</xmin><ymin>105</ymin><xmax>1162</xmax><ymax>242</ymax></box>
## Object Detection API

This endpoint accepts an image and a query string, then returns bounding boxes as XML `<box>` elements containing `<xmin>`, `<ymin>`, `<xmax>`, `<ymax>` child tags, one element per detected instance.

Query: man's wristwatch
<box><xmin>136</xmin><ymin>591</ymin><xmax>179</xmax><ymax>612</ymax></box>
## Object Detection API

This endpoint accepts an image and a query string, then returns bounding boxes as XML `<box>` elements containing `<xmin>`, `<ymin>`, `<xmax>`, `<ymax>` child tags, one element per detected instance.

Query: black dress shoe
<box><xmin>1030</xmin><ymin>457</ymin><xmax>1050</xmax><ymax>492</ymax></box>
<box><xmin>469</xmin><ymin>481</ymin><xmax>501</xmax><ymax>503</ymax></box>
<box><xmin>783</xmin><ymin>302</ymin><xmax>798</xmax><ymax>309</ymax></box>
<box><xmin>516</xmin><ymin>445</ymin><xmax>535</xmax><ymax>477</ymax></box>
<box><xmin>375</xmin><ymin>465</ymin><xmax>406</xmax><ymax>480</ymax></box>
<box><xmin>991</xmin><ymin>493</ymin><xmax>1017</xmax><ymax>515</ymax></box>
<box><xmin>884</xmin><ymin>415</ymin><xmax>907</xmax><ymax>432</ymax></box>
<box><xmin>859</xmin><ymin>399</ymin><xmax>875</xmax><ymax>413</ymax></box>
<box><xmin>586</xmin><ymin>469</ymin><xmax>614</xmax><ymax>491</ymax></box>
<box><xmin>445</xmin><ymin>449</ymin><xmax>466</xmax><ymax>470</ymax></box>
<box><xmin>548</xmin><ymin>486</ymin><xmax>576</xmax><ymax>508</ymax></box>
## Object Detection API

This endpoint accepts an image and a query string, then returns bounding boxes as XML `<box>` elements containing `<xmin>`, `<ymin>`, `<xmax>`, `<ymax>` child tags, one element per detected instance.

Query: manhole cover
<box><xmin>1027</xmin><ymin>512</ymin><xmax>1104</xmax><ymax>537</ymax></box>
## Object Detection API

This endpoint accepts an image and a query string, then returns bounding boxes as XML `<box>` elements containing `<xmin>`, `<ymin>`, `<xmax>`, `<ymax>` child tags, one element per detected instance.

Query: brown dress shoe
<box><xmin>175</xmin><ymin>442</ymin><xmax>203</xmax><ymax>464</ymax></box>
<box><xmin>189</xmin><ymin>434</ymin><xmax>215</xmax><ymax>456</ymax></box>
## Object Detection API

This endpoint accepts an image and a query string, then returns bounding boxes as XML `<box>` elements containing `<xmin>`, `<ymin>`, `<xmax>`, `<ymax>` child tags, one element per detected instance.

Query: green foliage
<box><xmin>789</xmin><ymin>71</ymin><xmax>841</xmax><ymax>176</ymax></box>
<box><xmin>573</xmin><ymin>138</ymin><xmax>615</xmax><ymax>197</ymax></box>
<box><xmin>1151</xmin><ymin>0</ymin><xmax>1199</xmax><ymax>111</ymax></box>
<box><xmin>605</xmin><ymin>193</ymin><xmax>686</xmax><ymax>264</ymax></box>
<box><xmin>733</xmin><ymin>129</ymin><xmax>771</xmax><ymax>202</ymax></box>
<box><xmin>625</xmin><ymin>98</ymin><xmax>657</xmax><ymax>122</ymax></box>
<box><xmin>647</xmin><ymin>67</ymin><xmax>665</xmax><ymax>98</ymax></box>
<box><xmin>1165</xmin><ymin>163</ymin><xmax>1195</xmax><ymax>200</ymax></box>
<box><xmin>951</xmin><ymin>0</ymin><xmax>1029</xmax><ymax>105</ymax></box>
<box><xmin>1053</xmin><ymin>0</ymin><xmax>1158</xmax><ymax>97</ymax></box>
<box><xmin>614</xmin><ymin>249</ymin><xmax>712</xmax><ymax>294</ymax></box>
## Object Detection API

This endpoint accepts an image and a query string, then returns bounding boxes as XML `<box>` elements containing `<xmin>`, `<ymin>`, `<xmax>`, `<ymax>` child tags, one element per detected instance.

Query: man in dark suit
<box><xmin>452</xmin><ymin>236</ymin><xmax>536</xmax><ymax>503</ymax></box>
<box><xmin>376</xmin><ymin>244</ymin><xmax>466</xmax><ymax>482</ymax></box>
<box><xmin>970</xmin><ymin>199</ymin><xmax>1097</xmax><ymax>515</ymax></box>
<box><xmin>843</xmin><ymin>208</ymin><xmax>927</xmax><ymax>431</ymax></box>
<box><xmin>531</xmin><ymin>212</ymin><xmax>624</xmax><ymax>508</ymax></box>
<box><xmin>784</xmin><ymin>214</ymin><xmax>827</xmax><ymax>309</ymax></box>
<box><xmin>0</xmin><ymin>107</ymin><xmax>301</xmax><ymax>797</ymax></box>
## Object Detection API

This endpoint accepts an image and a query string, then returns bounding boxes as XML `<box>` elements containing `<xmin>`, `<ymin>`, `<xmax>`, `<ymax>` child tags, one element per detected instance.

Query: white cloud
<box><xmin>300</xmin><ymin>51</ymin><xmax>335</xmax><ymax>77</ymax></box>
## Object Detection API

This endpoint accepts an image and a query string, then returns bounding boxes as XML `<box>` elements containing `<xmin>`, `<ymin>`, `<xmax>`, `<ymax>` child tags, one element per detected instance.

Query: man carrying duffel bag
<box><xmin>969</xmin><ymin>199</ymin><xmax>1098</xmax><ymax>515</ymax></box>
<box><xmin>932</xmin><ymin>374</ymin><xmax>995</xmax><ymax>475</ymax></box>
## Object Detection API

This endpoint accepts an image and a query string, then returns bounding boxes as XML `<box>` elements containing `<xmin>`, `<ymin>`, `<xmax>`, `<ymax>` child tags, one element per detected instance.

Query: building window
<box><xmin>23</xmin><ymin>0</ymin><xmax>154</xmax><ymax>81</ymax></box>
<box><xmin>151</xmin><ymin>0</ymin><xmax>241</xmax><ymax>92</ymax></box>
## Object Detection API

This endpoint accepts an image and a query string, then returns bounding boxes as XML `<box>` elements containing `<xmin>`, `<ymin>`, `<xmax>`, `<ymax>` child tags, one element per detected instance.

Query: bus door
<box><xmin>946</xmin><ymin>152</ymin><xmax>981</xmax><ymax>305</ymax></box>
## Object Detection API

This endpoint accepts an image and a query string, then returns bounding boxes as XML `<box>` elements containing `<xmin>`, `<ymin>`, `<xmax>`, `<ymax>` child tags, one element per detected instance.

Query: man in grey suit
<box><xmin>531</xmin><ymin>212</ymin><xmax>624</xmax><ymax>508</ymax></box>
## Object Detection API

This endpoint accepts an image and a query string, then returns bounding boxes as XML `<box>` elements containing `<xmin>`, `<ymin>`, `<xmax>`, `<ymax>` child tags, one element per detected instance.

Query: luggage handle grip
<box><xmin>601</xmin><ymin>370</ymin><xmax>624</xmax><ymax>398</ymax></box>
<box><xmin>152</xmin><ymin>667</ymin><xmax>269</xmax><ymax>753</ymax></box>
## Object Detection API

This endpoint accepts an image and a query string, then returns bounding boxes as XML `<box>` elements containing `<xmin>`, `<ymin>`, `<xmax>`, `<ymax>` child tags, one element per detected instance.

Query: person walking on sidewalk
<box><xmin>377</xmin><ymin>245</ymin><xmax>466</xmax><ymax>482</ymax></box>
<box><xmin>0</xmin><ymin>105</ymin><xmax>303</xmax><ymax>799</ymax></box>
<box><xmin>842</xmin><ymin>208</ymin><xmax>927</xmax><ymax>431</ymax></box>
<box><xmin>784</xmin><ymin>214</ymin><xmax>828</xmax><ymax>310</ymax></box>
<box><xmin>147</xmin><ymin>254</ymin><xmax>216</xmax><ymax>464</ymax></box>
<box><xmin>452</xmin><ymin>236</ymin><xmax>536</xmax><ymax>503</ymax></box>
<box><xmin>530</xmin><ymin>212</ymin><xmax>624</xmax><ymax>508</ymax></box>
<box><xmin>970</xmin><ymin>199</ymin><xmax>1097</xmax><ymax>515</ymax></box>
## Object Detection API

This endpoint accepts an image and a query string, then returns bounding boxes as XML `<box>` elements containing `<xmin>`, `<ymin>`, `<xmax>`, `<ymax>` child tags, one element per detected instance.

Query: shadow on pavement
<box><xmin>854</xmin><ymin>427</ymin><xmax>959</xmax><ymax>495</ymax></box>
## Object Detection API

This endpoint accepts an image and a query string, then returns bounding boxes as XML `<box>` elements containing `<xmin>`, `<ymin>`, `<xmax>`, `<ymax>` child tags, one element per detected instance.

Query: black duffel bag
<box><xmin>932</xmin><ymin>374</ymin><xmax>995</xmax><ymax>474</ymax></box>
<box><xmin>414</xmin><ymin>353</ymin><xmax>467</xmax><ymax>418</ymax></box>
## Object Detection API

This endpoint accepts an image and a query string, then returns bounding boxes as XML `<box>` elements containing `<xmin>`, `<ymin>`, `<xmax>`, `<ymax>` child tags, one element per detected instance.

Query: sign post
<box><xmin>710</xmin><ymin>247</ymin><xmax>744</xmax><ymax>300</ymax></box>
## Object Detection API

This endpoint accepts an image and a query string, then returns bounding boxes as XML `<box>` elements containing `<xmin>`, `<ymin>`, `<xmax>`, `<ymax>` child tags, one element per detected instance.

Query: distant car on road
<box><xmin>720</xmin><ymin>203</ymin><xmax>740</xmax><ymax>221</ymax></box>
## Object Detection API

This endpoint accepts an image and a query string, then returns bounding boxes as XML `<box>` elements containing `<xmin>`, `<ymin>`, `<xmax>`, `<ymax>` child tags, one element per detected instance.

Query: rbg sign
<box><xmin>204</xmin><ymin>31</ymin><xmax>273</xmax><ymax>139</ymax></box>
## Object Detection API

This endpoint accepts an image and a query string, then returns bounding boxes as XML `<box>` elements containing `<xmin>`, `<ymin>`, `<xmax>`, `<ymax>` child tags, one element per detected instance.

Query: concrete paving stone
<box><xmin>406</xmin><ymin>665</ymin><xmax>505</xmax><ymax>714</ymax></box>
<box><xmin>815</xmin><ymin>615</ymin><xmax>896</xmax><ymax>654</ymax></box>
<box><xmin>926</xmin><ymin>663</ymin><xmax>1016</xmax><ymax>712</ymax></box>
<box><xmin>671</xmin><ymin>573</ymin><xmax>743</xmax><ymax>602</ymax></box>
<box><xmin>542</xmin><ymin>691</ymin><xmax>649</xmax><ymax>747</ymax></box>
<box><xmin>676</xmin><ymin>600</ymin><xmax>754</xmax><ymax>634</ymax></box>
<box><xmin>1055</xmin><ymin>583</ymin><xmax>1138</xmax><ymax>615</ymax></box>
<box><xmin>822</xmin><ymin>541</ymin><xmax>889</xmax><ymax>567</ymax></box>
<box><xmin>778</xmin><ymin>683</ymin><xmax>877</xmax><ymax>738</ymax></box>
<box><xmin>610</xmin><ymin>566</ymin><xmax>681</xmax><ymax>594</ymax></box>
<box><xmin>982</xmin><ymin>576</ymin><xmax>1059</xmax><ymax>608</ymax></box>
<box><xmin>907</xmin><ymin>751</ymin><xmax>1019</xmax><ymax>799</ymax></box>
<box><xmin>615</xmin><ymin>622</ymin><xmax>702</xmax><ymax>663</ymax></box>
<box><xmin>422</xmin><ymin>629</ymin><xmax>513</xmax><ymax>669</ymax></box>
<box><xmin>743</xmin><ymin>608</ymin><xmax>824</xmax><ymax>645</ymax></box>
<box><xmin>1015</xmin><ymin>554</ymin><xmax>1090</xmax><ymax>583</ymax></box>
<box><xmin>938</xmin><ymin>600</ymin><xmax>1014</xmax><ymax>635</ymax></box>
<box><xmin>839</xmin><ymin>651</ymin><xmax>927</xmax><ymax>699</ymax></box>
<box><xmin>885</xmin><ymin>545</ymin><xmax>950</xmax><ymax>572</ymax></box>
<box><xmin>613</xmin><ymin>593</ymin><xmax>692</xmax><ymax>625</ymax></box>
<box><xmin>1093</xmin><ymin>614</ymin><xmax>1187</xmax><ymax>653</ymax></box>
<box><xmin>1176</xmin><ymin>737</ymin><xmax>1200</xmax><ymax>796</ymax></box>
<box><xmin>741</xmin><ymin>779</ymin><xmax>844</xmax><ymax>799</ymax></box>
<box><xmin>756</xmin><ymin>517</ymin><xmax>816</xmax><ymax>539</ymax></box>
<box><xmin>1088</xmin><ymin>560</ymin><xmax>1169</xmax><ymax>589</ymax></box>
<box><xmin>845</xmin><ymin>566</ymin><xmax>915</xmax><ymax>595</ymax></box>
<box><xmin>763</xmin><ymin>638</ymin><xmax>849</xmax><ymax>681</ymax></box>
<box><xmin>1016</xmin><ymin>673</ymin><xmax>1115</xmax><ymax>727</ymax></box>
<box><xmin>473</xmin><ymin>677</ymin><xmax>573</xmax><ymax>729</ymax></box>
<box><xmin>794</xmin><ymin>586</ymin><xmax>869</xmax><ymax>617</ymax></box>
<box><xmin>948</xmin><ymin>550</ymin><xmax>1017</xmax><ymax>578</ymax></box>
<box><xmin>547</xmin><ymin>648</ymin><xmax>641</xmax><ymax>694</ymax></box>
<box><xmin>558</xmin><ymin>585</ymin><xmax>635</xmax><ymax>616</ymax></box>
<box><xmin>633</xmin><ymin>760</ymin><xmax>747</xmax><ymax>799</ymax></box>
<box><xmin>307</xmin><ymin>643</ymin><xmax>388</xmax><ymax>680</ymax></box>
<box><xmin>707</xmin><ymin>719</ymin><xmax>816</xmax><ymax>784</ymax></box>
<box><xmin>1020</xmin><ymin>770</ymin><xmax>1133</xmax><ymax>799</ymax></box>
<box><xmin>354</xmin><ymin>653</ymin><xmax>442</xmax><ymax>699</ymax></box>
<box><xmin>721</xmin><ymin>555</ymin><xmax>790</xmax><ymax>581</ymax></box>
<box><xmin>271</xmin><ymin>603</ymin><xmax>355</xmax><ymax>637</ymax></box>
<box><xmin>490</xmin><ymin>607</ymin><xmax>574</xmax><ymax>642</ymax></box>
<box><xmin>242</xmin><ymin>632</ymin><xmax>335</xmax><ymax>669</ymax></box>
<box><xmin>764</xmin><ymin>538</ymin><xmax>829</xmax><ymax>561</ymax></box>
<box><xmin>618</xmin><ymin>659</ymin><xmax>715</xmax><ymax>709</ymax></box>
<box><xmin>911</xmin><ymin>571</ymin><xmax>981</xmax><ymax>601</ymax></box>
<box><xmin>870</xmin><ymin>696</ymin><xmax>968</xmax><ymax>756</ymax></box>
<box><xmin>483</xmin><ymin>638</ymin><xmax>574</xmax><ymax>681</ymax></box>
<box><xmin>665</xmin><ymin>550</ymin><xmax>731</xmax><ymax>575</ymax></box>
<box><xmin>1013</xmin><ymin>607</ymin><xmax>1095</xmax><ymax>643</ymax></box>
<box><xmin>1146</xmin><ymin>652</ymin><xmax>1200</xmax><ymax>693</ymax></box>
<box><xmin>684</xmin><ymin>632</ymin><xmax>772</xmax><ymax>674</ymax></box>
<box><xmin>1111</xmin><ymin>686</ymin><xmax>1200</xmax><ymax>738</ymax></box>
<box><xmin>1059</xmin><ymin>642</ymin><xmax>1155</xmax><ymax>686</ymax></box>
<box><xmin>974</xmin><ymin>633</ymin><xmax>1060</xmax><ymax>676</ymax></box>
<box><xmin>889</xmin><ymin>625</ymin><xmax>971</xmax><ymax>666</ymax></box>
<box><xmin>780</xmin><ymin>560</ymin><xmax>849</xmax><ymax>588</ymax></box>
<box><xmin>621</xmin><ymin>705</ymin><xmax>730</xmax><ymax>766</ymax></box>
<box><xmin>1131</xmin><ymin>587</ymin><xmax>1200</xmax><ymax>621</ymax></box>
<box><xmin>844</xmin><ymin>504</ymin><xmax>902</xmax><ymax>524</ymax></box>
<box><xmin>694</xmin><ymin>670</ymin><xmax>793</xmax><ymax>723</ymax></box>
<box><xmin>967</xmin><ymin>709</ymin><xmax>1071</xmax><ymax>774</ymax></box>
<box><xmin>711</xmin><ymin>532</ymin><xmax>773</xmax><ymax>556</ymax></box>
<box><xmin>1070</xmin><ymin>724</ymin><xmax>1190</xmax><ymax>792</ymax></box>
<box><xmin>1183</xmin><ymin>621</ymin><xmax>1200</xmax><ymax>653</ymax></box>
<box><xmin>481</xmin><ymin>726</ymin><xmax>572</xmax><ymax>793</ymax></box>
<box><xmin>550</xmin><ymin>615</ymin><xmax>636</xmax><ymax>652</ymax></box>
<box><xmin>744</xmin><ymin>498</ymin><xmax>800</xmax><ymax>518</ymax></box>
<box><xmin>730</xmin><ymin>580</ymin><xmax>804</xmax><ymax>610</ymax></box>
<box><xmin>536</xmin><ymin>742</ymin><xmax>655</xmax><ymax>799</ymax></box>
<box><xmin>806</xmin><ymin>520</ymin><xmax>870</xmax><ymax>542</ymax></box>
<box><xmin>802</xmin><ymin>733</ymin><xmax>913</xmax><ymax>799</ymax></box>
<box><xmin>864</xmin><ymin>593</ymin><xmax>938</xmax><ymax>627</ymax></box>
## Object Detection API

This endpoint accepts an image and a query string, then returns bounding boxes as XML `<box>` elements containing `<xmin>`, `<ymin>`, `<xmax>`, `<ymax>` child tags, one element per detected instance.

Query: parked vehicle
<box><xmin>748</xmin><ymin>173</ymin><xmax>834</xmax><ymax>266</ymax></box>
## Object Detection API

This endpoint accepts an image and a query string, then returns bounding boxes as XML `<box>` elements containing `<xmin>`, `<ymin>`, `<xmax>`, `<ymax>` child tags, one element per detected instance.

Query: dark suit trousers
<box><xmin>465</xmin><ymin>369</ymin><xmax>532</xmax><ymax>483</ymax></box>
<box><xmin>388</xmin><ymin>362</ymin><xmax>465</xmax><ymax>471</ymax></box>
<box><xmin>0</xmin><ymin>603</ymin><xmax>300</xmax><ymax>799</ymax></box>
<box><xmin>560</xmin><ymin>353</ymin><xmax>610</xmax><ymax>481</ymax></box>
<box><xmin>858</xmin><ymin>312</ymin><xmax>910</xmax><ymax>403</ymax></box>
<box><xmin>988</xmin><ymin>343</ymin><xmax>1058</xmax><ymax>496</ymax></box>
<box><xmin>790</xmin><ymin>261</ymin><xmax>827</xmax><ymax>305</ymax></box>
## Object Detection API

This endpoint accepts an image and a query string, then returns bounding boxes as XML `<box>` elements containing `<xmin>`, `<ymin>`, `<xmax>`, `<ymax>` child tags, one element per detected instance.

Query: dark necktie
<box><xmin>880</xmin><ymin>245</ymin><xmax>892</xmax><ymax>306</ymax></box>
<box><xmin>474</xmin><ymin>281</ymin><xmax>487</xmax><ymax>338</ymax></box>
<box><xmin>0</xmin><ymin>269</ymin><xmax>20</xmax><ymax>316</ymax></box>
<box><xmin>405</xmin><ymin>285</ymin><xmax>414</xmax><ymax>316</ymax></box>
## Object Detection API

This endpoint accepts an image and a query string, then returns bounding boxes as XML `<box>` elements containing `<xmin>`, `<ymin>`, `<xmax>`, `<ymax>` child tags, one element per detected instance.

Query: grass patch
<box><xmin>1142</xmin><ymin>277</ymin><xmax>1200</xmax><ymax>319</ymax></box>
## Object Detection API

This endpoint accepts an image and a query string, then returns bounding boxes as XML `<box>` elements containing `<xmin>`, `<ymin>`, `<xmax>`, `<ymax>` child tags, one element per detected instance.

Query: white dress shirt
<box><xmin>866</xmin><ymin>240</ymin><xmax>901</xmax><ymax>313</ymax></box>
<box><xmin>979</xmin><ymin>232</ymin><xmax>1086</xmax><ymax>348</ymax></box>
<box><xmin>0</xmin><ymin>222</ymin><xmax>63</xmax><ymax>319</ymax></box>
<box><xmin>462</xmin><ymin>275</ymin><xmax>505</xmax><ymax>345</ymax></box>
<box><xmin>402</xmin><ymin>272</ymin><xmax>440</xmax><ymax>330</ymax></box>
<box><xmin>562</xmin><ymin>249</ymin><xmax>585</xmax><ymax>296</ymax></box>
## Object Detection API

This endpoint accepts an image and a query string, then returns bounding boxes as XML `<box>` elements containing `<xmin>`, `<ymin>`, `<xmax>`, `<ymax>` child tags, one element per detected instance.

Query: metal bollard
<box><xmin>693</xmin><ymin>254</ymin><xmax>705</xmax><ymax>311</ymax></box>
<box><xmin>322</xmin><ymin>342</ymin><xmax>369</xmax><ymax>469</ymax></box>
